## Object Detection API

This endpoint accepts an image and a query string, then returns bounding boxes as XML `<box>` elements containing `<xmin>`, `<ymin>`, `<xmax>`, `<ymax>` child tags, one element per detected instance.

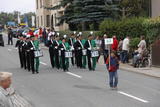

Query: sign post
<box><xmin>105</xmin><ymin>38</ymin><xmax>113</xmax><ymax>70</ymax></box>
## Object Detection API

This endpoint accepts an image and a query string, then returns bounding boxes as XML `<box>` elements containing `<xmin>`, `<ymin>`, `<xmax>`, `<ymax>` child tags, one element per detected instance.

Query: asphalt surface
<box><xmin>0</xmin><ymin>34</ymin><xmax>160</xmax><ymax>107</ymax></box>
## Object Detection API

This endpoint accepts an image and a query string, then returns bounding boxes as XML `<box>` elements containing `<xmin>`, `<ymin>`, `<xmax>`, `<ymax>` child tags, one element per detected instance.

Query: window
<box><xmin>36</xmin><ymin>0</ymin><xmax>38</xmax><ymax>9</ymax></box>
<box><xmin>46</xmin><ymin>15</ymin><xmax>50</xmax><ymax>27</ymax></box>
<box><xmin>54</xmin><ymin>13</ymin><xmax>57</xmax><ymax>26</ymax></box>
<box><xmin>40</xmin><ymin>0</ymin><xmax>43</xmax><ymax>8</ymax></box>
<box><xmin>41</xmin><ymin>16</ymin><xmax>43</xmax><ymax>26</ymax></box>
<box><xmin>37</xmin><ymin>16</ymin><xmax>39</xmax><ymax>27</ymax></box>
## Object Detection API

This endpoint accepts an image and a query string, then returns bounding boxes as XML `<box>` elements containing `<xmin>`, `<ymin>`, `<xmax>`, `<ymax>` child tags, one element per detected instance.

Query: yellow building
<box><xmin>35</xmin><ymin>0</ymin><xmax>68</xmax><ymax>31</ymax></box>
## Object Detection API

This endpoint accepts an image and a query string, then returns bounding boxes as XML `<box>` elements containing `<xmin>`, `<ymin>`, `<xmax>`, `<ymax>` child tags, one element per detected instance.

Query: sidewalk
<box><xmin>120</xmin><ymin>63</ymin><xmax>160</xmax><ymax>78</ymax></box>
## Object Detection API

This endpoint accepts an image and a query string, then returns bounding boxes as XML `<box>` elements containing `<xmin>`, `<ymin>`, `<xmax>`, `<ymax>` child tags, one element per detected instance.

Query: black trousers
<box><xmin>26</xmin><ymin>52</ymin><xmax>31</xmax><ymax>71</ymax></box>
<box><xmin>22</xmin><ymin>51</ymin><xmax>27</xmax><ymax>69</ymax></box>
<box><xmin>30</xmin><ymin>51</ymin><xmax>35</xmax><ymax>73</ymax></box>
<box><xmin>87</xmin><ymin>50</ymin><xmax>92</xmax><ymax>70</ymax></box>
<box><xmin>49</xmin><ymin>48</ymin><xmax>54</xmax><ymax>68</ymax></box>
<box><xmin>18</xmin><ymin>50</ymin><xmax>23</xmax><ymax>68</ymax></box>
<box><xmin>71</xmin><ymin>51</ymin><xmax>75</xmax><ymax>66</ymax></box>
<box><xmin>61</xmin><ymin>51</ymin><xmax>66</xmax><ymax>71</ymax></box>
<box><xmin>77</xmin><ymin>50</ymin><xmax>82</xmax><ymax>68</ymax></box>
<box><xmin>103</xmin><ymin>50</ymin><xmax>109</xmax><ymax>64</ymax></box>
<box><xmin>8</xmin><ymin>34</ymin><xmax>13</xmax><ymax>45</ymax></box>
<box><xmin>54</xmin><ymin>49</ymin><xmax>60</xmax><ymax>69</ymax></box>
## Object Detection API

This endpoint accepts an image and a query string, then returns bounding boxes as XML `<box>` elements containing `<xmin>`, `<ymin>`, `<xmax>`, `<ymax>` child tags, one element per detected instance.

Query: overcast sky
<box><xmin>0</xmin><ymin>0</ymin><xmax>35</xmax><ymax>13</ymax></box>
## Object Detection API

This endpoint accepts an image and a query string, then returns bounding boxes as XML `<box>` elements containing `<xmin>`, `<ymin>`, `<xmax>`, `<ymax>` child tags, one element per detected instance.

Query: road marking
<box><xmin>8</xmin><ymin>49</ymin><xmax>12</xmax><ymax>51</ymax></box>
<box><xmin>66</xmin><ymin>72</ymin><xmax>82</xmax><ymax>78</ymax></box>
<box><xmin>118</xmin><ymin>91</ymin><xmax>149</xmax><ymax>103</ymax></box>
<box><xmin>40</xmin><ymin>62</ymin><xmax>47</xmax><ymax>66</ymax></box>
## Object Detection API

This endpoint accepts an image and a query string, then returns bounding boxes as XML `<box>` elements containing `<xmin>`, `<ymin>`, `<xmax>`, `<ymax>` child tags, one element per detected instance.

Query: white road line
<box><xmin>66</xmin><ymin>72</ymin><xmax>82</xmax><ymax>78</ymax></box>
<box><xmin>118</xmin><ymin>91</ymin><xmax>149</xmax><ymax>103</ymax></box>
<box><xmin>40</xmin><ymin>62</ymin><xmax>47</xmax><ymax>66</ymax></box>
<box><xmin>8</xmin><ymin>49</ymin><xmax>12</xmax><ymax>51</ymax></box>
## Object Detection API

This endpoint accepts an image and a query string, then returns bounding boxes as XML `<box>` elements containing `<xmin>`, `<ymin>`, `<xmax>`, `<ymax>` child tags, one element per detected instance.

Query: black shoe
<box><xmin>32</xmin><ymin>72</ymin><xmax>35</xmax><ymax>74</ymax></box>
<box><xmin>36</xmin><ymin>71</ymin><xmax>39</xmax><ymax>74</ymax></box>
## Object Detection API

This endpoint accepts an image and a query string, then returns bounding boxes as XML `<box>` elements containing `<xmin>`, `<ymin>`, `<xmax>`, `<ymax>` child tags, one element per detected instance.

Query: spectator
<box><xmin>132</xmin><ymin>36</ymin><xmax>147</xmax><ymax>67</ymax></box>
<box><xmin>95</xmin><ymin>35</ymin><xmax>102</xmax><ymax>62</ymax></box>
<box><xmin>111</xmin><ymin>36</ymin><xmax>118</xmax><ymax>51</ymax></box>
<box><xmin>101</xmin><ymin>34</ymin><xmax>110</xmax><ymax>64</ymax></box>
<box><xmin>118</xmin><ymin>37</ymin><xmax>123</xmax><ymax>61</ymax></box>
<box><xmin>122</xmin><ymin>36</ymin><xmax>130</xmax><ymax>63</ymax></box>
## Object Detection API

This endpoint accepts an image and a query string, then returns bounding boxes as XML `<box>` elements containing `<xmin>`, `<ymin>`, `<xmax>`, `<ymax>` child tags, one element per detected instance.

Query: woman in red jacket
<box><xmin>112</xmin><ymin>36</ymin><xmax>119</xmax><ymax>51</ymax></box>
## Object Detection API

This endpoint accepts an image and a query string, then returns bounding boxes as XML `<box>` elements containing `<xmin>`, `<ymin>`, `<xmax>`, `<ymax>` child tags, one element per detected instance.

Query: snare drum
<box><xmin>65</xmin><ymin>51</ymin><xmax>73</xmax><ymax>58</ymax></box>
<box><xmin>91</xmin><ymin>50</ymin><xmax>99</xmax><ymax>57</ymax></box>
<box><xmin>34</xmin><ymin>50</ymin><xmax>43</xmax><ymax>58</ymax></box>
<box><xmin>82</xmin><ymin>49</ymin><xmax>87</xmax><ymax>56</ymax></box>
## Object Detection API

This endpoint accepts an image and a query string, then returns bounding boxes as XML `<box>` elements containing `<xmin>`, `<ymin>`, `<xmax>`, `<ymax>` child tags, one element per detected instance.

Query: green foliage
<box><xmin>100</xmin><ymin>17</ymin><xmax>160</xmax><ymax>45</ymax></box>
<box><xmin>129</xmin><ymin>37</ymin><xmax>140</xmax><ymax>50</ymax></box>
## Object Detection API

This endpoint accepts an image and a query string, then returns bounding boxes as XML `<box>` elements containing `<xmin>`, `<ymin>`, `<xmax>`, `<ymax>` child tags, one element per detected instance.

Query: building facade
<box><xmin>151</xmin><ymin>0</ymin><xmax>160</xmax><ymax>18</ymax></box>
<box><xmin>36</xmin><ymin>0</ymin><xmax>68</xmax><ymax>31</ymax></box>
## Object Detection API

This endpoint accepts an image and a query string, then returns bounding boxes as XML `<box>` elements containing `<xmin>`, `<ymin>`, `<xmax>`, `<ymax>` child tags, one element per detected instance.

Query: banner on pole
<box><xmin>105</xmin><ymin>38</ymin><xmax>113</xmax><ymax>45</ymax></box>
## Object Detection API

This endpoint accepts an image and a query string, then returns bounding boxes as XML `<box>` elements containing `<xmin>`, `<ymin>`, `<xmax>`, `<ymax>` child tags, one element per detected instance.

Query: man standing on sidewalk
<box><xmin>122</xmin><ymin>36</ymin><xmax>130</xmax><ymax>63</ymax></box>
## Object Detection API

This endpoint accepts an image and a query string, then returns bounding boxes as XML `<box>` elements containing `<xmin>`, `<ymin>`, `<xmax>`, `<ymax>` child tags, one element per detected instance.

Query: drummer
<box><xmin>84</xmin><ymin>34</ymin><xmax>98</xmax><ymax>71</ymax></box>
<box><xmin>81</xmin><ymin>36</ymin><xmax>87</xmax><ymax>69</ymax></box>
<box><xmin>68</xmin><ymin>32</ymin><xmax>76</xmax><ymax>66</ymax></box>
<box><xmin>59</xmin><ymin>35</ymin><xmax>70</xmax><ymax>72</ymax></box>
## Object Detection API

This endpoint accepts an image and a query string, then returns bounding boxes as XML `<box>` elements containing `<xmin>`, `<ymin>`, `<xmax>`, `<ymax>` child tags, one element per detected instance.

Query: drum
<box><xmin>91</xmin><ymin>50</ymin><xmax>99</xmax><ymax>57</ymax></box>
<box><xmin>65</xmin><ymin>51</ymin><xmax>73</xmax><ymax>58</ymax></box>
<box><xmin>82</xmin><ymin>49</ymin><xmax>87</xmax><ymax>56</ymax></box>
<box><xmin>34</xmin><ymin>50</ymin><xmax>43</xmax><ymax>58</ymax></box>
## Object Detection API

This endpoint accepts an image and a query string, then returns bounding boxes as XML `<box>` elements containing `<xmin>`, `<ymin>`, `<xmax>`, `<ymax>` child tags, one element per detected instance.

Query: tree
<box><xmin>105</xmin><ymin>0</ymin><xmax>150</xmax><ymax>19</ymax></box>
<box><xmin>48</xmin><ymin>0</ymin><xmax>109</xmax><ymax>30</ymax></box>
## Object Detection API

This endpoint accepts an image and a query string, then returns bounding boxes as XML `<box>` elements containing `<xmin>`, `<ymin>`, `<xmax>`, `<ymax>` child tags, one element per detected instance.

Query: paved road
<box><xmin>0</xmin><ymin>34</ymin><xmax>160</xmax><ymax>107</ymax></box>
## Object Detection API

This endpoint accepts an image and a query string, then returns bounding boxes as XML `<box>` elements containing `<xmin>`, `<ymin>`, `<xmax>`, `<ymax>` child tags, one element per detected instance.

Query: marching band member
<box><xmin>26</xmin><ymin>35</ymin><xmax>35</xmax><ymax>74</ymax></box>
<box><xmin>59</xmin><ymin>35</ymin><xmax>70</xmax><ymax>72</ymax></box>
<box><xmin>91</xmin><ymin>38</ymin><xmax>98</xmax><ymax>71</ymax></box>
<box><xmin>25</xmin><ymin>35</ymin><xmax>31</xmax><ymax>72</ymax></box>
<box><xmin>48</xmin><ymin>35</ymin><xmax>55</xmax><ymax>68</ymax></box>
<box><xmin>22</xmin><ymin>35</ymin><xmax>27</xmax><ymax>70</ymax></box>
<box><xmin>82</xmin><ymin>38</ymin><xmax>87</xmax><ymax>69</ymax></box>
<box><xmin>84</xmin><ymin>35</ymin><xmax>93</xmax><ymax>71</ymax></box>
<box><xmin>74</xmin><ymin>34</ymin><xmax>83</xmax><ymax>68</ymax></box>
<box><xmin>53</xmin><ymin>33</ymin><xmax>61</xmax><ymax>69</ymax></box>
<box><xmin>15</xmin><ymin>34</ymin><xmax>24</xmax><ymax>68</ymax></box>
<box><xmin>33</xmin><ymin>36</ymin><xmax>40</xmax><ymax>73</ymax></box>
<box><xmin>68</xmin><ymin>33</ymin><xmax>76</xmax><ymax>66</ymax></box>
<box><xmin>84</xmin><ymin>33</ymin><xmax>98</xmax><ymax>71</ymax></box>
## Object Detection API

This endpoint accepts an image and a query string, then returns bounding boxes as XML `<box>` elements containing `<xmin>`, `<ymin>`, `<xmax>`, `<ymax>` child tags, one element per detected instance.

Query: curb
<box><xmin>120</xmin><ymin>67</ymin><xmax>160</xmax><ymax>79</ymax></box>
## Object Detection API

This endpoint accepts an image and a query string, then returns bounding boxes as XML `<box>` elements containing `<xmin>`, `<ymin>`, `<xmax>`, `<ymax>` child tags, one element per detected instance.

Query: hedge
<box><xmin>99</xmin><ymin>17</ymin><xmax>160</xmax><ymax>44</ymax></box>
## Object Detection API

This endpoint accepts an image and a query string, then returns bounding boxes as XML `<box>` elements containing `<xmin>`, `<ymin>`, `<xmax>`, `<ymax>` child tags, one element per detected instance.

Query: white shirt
<box><xmin>138</xmin><ymin>40</ymin><xmax>146</xmax><ymax>54</ymax></box>
<box><xmin>122</xmin><ymin>38</ymin><xmax>129</xmax><ymax>51</ymax></box>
